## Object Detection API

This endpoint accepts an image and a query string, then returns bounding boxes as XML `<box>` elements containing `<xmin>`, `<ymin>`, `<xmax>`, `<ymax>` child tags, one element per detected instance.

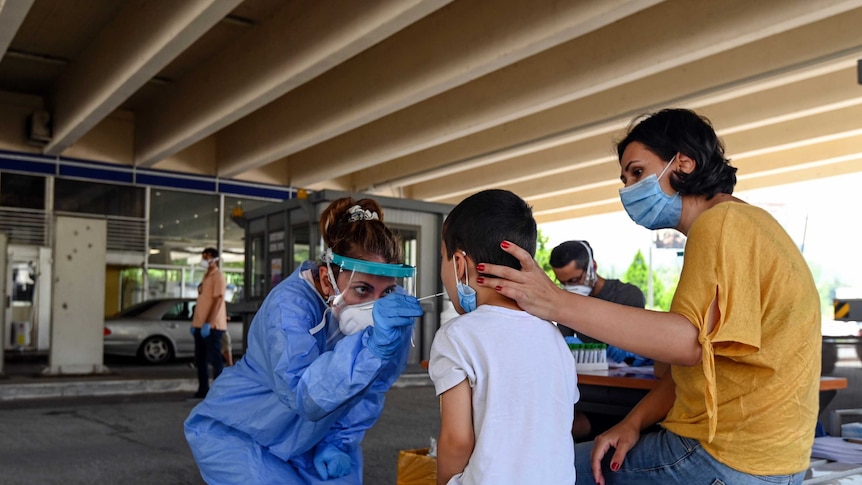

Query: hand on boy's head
<box><xmin>475</xmin><ymin>240</ymin><xmax>563</xmax><ymax>320</ymax></box>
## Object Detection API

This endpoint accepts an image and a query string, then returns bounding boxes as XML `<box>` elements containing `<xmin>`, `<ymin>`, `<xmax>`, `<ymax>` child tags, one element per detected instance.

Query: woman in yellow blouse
<box><xmin>476</xmin><ymin>108</ymin><xmax>820</xmax><ymax>485</ymax></box>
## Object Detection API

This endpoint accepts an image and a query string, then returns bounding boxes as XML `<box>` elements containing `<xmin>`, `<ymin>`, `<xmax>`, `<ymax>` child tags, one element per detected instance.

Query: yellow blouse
<box><xmin>664</xmin><ymin>202</ymin><xmax>821</xmax><ymax>475</ymax></box>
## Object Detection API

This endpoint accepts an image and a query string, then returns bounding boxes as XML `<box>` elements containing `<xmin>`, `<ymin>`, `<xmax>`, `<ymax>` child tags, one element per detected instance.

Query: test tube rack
<box><xmin>568</xmin><ymin>343</ymin><xmax>608</xmax><ymax>371</ymax></box>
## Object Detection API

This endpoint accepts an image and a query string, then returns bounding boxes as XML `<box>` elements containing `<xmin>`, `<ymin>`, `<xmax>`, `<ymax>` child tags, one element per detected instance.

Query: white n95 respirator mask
<box><xmin>332</xmin><ymin>293</ymin><xmax>375</xmax><ymax>336</ymax></box>
<box><xmin>563</xmin><ymin>284</ymin><xmax>592</xmax><ymax>296</ymax></box>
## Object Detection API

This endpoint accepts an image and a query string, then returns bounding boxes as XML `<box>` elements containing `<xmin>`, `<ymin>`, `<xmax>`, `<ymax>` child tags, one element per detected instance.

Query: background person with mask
<box><xmin>550</xmin><ymin>240</ymin><xmax>650</xmax><ymax>440</ymax></box>
<box><xmin>191</xmin><ymin>247</ymin><xmax>227</xmax><ymax>399</ymax></box>
<box><xmin>476</xmin><ymin>109</ymin><xmax>820</xmax><ymax>485</ymax></box>
<box><xmin>185</xmin><ymin>197</ymin><xmax>423</xmax><ymax>485</ymax></box>
<box><xmin>550</xmin><ymin>241</ymin><xmax>644</xmax><ymax>335</ymax></box>
<box><xmin>550</xmin><ymin>240</ymin><xmax>651</xmax><ymax>366</ymax></box>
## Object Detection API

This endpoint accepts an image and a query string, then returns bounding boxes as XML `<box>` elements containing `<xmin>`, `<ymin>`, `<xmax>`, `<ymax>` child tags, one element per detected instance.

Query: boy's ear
<box><xmin>454</xmin><ymin>250</ymin><xmax>470</xmax><ymax>280</ymax></box>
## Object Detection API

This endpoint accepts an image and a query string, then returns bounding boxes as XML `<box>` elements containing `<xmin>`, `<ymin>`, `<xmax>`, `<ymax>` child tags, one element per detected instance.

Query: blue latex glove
<box><xmin>368</xmin><ymin>293</ymin><xmax>423</xmax><ymax>359</ymax></box>
<box><xmin>313</xmin><ymin>444</ymin><xmax>351</xmax><ymax>479</ymax></box>
<box><xmin>189</xmin><ymin>323</ymin><xmax>211</xmax><ymax>338</ymax></box>
<box><xmin>607</xmin><ymin>345</ymin><xmax>653</xmax><ymax>366</ymax></box>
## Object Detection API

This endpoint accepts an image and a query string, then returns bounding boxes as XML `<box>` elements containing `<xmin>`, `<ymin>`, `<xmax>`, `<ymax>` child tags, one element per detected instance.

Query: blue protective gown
<box><xmin>184</xmin><ymin>262</ymin><xmax>411</xmax><ymax>484</ymax></box>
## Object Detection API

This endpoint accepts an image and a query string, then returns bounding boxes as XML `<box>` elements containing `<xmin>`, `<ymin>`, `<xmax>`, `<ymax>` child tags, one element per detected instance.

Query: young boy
<box><xmin>429</xmin><ymin>189</ymin><xmax>578</xmax><ymax>485</ymax></box>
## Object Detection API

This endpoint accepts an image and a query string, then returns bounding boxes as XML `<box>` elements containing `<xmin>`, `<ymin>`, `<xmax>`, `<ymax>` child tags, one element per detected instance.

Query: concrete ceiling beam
<box><xmin>409</xmin><ymin>65</ymin><xmax>862</xmax><ymax>202</ymax></box>
<box><xmin>215</xmin><ymin>0</ymin><xmax>660</xmax><ymax>177</ymax></box>
<box><xmin>0</xmin><ymin>0</ymin><xmax>34</xmax><ymax>57</ymax></box>
<box><xmin>489</xmin><ymin>103</ymin><xmax>862</xmax><ymax>207</ymax></box>
<box><xmin>526</xmin><ymin>118</ymin><xmax>862</xmax><ymax>220</ymax></box>
<box><xmin>533</xmin><ymin>156</ymin><xmax>862</xmax><ymax>224</ymax></box>
<box><xmin>351</xmin><ymin>7</ymin><xmax>862</xmax><ymax>194</ymax></box>
<box><xmin>42</xmin><ymin>0</ymin><xmax>240</xmax><ymax>156</ymax></box>
<box><xmin>136</xmin><ymin>0</ymin><xmax>450</xmax><ymax>168</ymax></box>
<box><xmin>281</xmin><ymin>0</ymin><xmax>862</xmax><ymax>188</ymax></box>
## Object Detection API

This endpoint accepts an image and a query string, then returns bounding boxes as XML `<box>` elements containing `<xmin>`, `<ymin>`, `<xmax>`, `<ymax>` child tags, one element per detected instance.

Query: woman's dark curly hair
<box><xmin>616</xmin><ymin>108</ymin><xmax>737</xmax><ymax>199</ymax></box>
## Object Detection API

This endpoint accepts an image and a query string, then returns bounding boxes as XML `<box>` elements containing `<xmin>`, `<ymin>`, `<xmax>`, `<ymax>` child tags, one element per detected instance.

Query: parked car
<box><xmin>104</xmin><ymin>298</ymin><xmax>245</xmax><ymax>365</ymax></box>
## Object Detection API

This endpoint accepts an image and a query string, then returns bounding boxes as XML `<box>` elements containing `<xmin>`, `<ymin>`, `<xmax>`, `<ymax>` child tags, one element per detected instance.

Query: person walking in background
<box><xmin>192</xmin><ymin>247</ymin><xmax>227</xmax><ymax>399</ymax></box>
<box><xmin>477</xmin><ymin>109</ymin><xmax>820</xmax><ymax>484</ymax></box>
<box><xmin>430</xmin><ymin>189</ymin><xmax>578</xmax><ymax>485</ymax></box>
<box><xmin>185</xmin><ymin>197</ymin><xmax>423</xmax><ymax>485</ymax></box>
<box><xmin>550</xmin><ymin>240</ymin><xmax>650</xmax><ymax>440</ymax></box>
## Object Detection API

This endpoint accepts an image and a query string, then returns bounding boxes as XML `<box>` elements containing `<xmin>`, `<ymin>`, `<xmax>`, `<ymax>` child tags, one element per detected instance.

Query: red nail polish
<box><xmin>501</xmin><ymin>241</ymin><xmax>510</xmax><ymax>249</ymax></box>
<box><xmin>476</xmin><ymin>264</ymin><xmax>485</xmax><ymax>271</ymax></box>
<box><xmin>611</xmin><ymin>462</ymin><xmax>620</xmax><ymax>471</ymax></box>
<box><xmin>495</xmin><ymin>285</ymin><xmax>502</xmax><ymax>291</ymax></box>
<box><xmin>476</xmin><ymin>277</ymin><xmax>484</xmax><ymax>284</ymax></box>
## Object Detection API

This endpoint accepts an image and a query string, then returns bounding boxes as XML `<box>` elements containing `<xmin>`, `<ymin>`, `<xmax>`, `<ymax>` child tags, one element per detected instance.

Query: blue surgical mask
<box><xmin>619</xmin><ymin>154</ymin><xmax>682</xmax><ymax>230</ymax></box>
<box><xmin>453</xmin><ymin>254</ymin><xmax>476</xmax><ymax>313</ymax></box>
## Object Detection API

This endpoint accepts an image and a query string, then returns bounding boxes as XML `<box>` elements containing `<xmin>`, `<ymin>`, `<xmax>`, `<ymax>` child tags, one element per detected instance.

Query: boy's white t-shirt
<box><xmin>429</xmin><ymin>304</ymin><xmax>579</xmax><ymax>485</ymax></box>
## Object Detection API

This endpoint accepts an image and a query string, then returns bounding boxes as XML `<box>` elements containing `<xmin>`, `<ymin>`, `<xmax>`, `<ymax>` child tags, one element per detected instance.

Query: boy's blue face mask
<box><xmin>453</xmin><ymin>253</ymin><xmax>476</xmax><ymax>313</ymax></box>
<box><xmin>618</xmin><ymin>154</ymin><xmax>682</xmax><ymax>230</ymax></box>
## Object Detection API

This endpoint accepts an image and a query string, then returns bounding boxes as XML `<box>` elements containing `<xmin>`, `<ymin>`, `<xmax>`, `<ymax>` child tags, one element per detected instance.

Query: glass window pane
<box><xmin>0</xmin><ymin>173</ymin><xmax>45</xmax><ymax>209</ymax></box>
<box><xmin>224</xmin><ymin>196</ymin><xmax>276</xmax><ymax>302</ymax></box>
<box><xmin>54</xmin><ymin>178</ymin><xmax>144</xmax><ymax>217</ymax></box>
<box><xmin>120</xmin><ymin>268</ymin><xmax>144</xmax><ymax>310</ymax></box>
<box><xmin>250</xmin><ymin>235</ymin><xmax>265</xmax><ymax>299</ymax></box>
<box><xmin>161</xmin><ymin>302</ymin><xmax>185</xmax><ymax>320</ymax></box>
<box><xmin>224</xmin><ymin>196</ymin><xmax>272</xmax><ymax>252</ymax></box>
<box><xmin>292</xmin><ymin>224</ymin><xmax>310</xmax><ymax>273</ymax></box>
<box><xmin>149</xmin><ymin>189</ymin><xmax>218</xmax><ymax>265</ymax></box>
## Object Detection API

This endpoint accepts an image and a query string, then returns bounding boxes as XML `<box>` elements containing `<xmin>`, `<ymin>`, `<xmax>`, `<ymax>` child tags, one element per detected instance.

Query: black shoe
<box><xmin>192</xmin><ymin>390</ymin><xmax>207</xmax><ymax>399</ymax></box>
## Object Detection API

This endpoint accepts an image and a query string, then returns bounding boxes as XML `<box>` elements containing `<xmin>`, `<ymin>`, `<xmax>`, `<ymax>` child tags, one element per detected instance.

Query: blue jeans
<box><xmin>575</xmin><ymin>429</ymin><xmax>805</xmax><ymax>485</ymax></box>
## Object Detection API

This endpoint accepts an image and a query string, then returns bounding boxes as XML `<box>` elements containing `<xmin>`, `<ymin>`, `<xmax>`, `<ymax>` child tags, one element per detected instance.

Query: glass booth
<box><xmin>241</xmin><ymin>190</ymin><xmax>453</xmax><ymax>364</ymax></box>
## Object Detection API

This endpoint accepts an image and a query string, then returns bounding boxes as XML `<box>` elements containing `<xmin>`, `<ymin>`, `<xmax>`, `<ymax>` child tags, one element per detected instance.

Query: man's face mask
<box><xmin>453</xmin><ymin>252</ymin><xmax>476</xmax><ymax>313</ymax></box>
<box><xmin>563</xmin><ymin>284</ymin><xmax>592</xmax><ymax>296</ymax></box>
<box><xmin>619</xmin><ymin>154</ymin><xmax>682</xmax><ymax>230</ymax></box>
<box><xmin>560</xmin><ymin>241</ymin><xmax>595</xmax><ymax>297</ymax></box>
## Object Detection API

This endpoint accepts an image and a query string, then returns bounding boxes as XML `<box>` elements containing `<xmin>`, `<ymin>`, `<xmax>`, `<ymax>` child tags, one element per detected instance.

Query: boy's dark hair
<box><xmin>616</xmin><ymin>108</ymin><xmax>737</xmax><ymax>200</ymax></box>
<box><xmin>549</xmin><ymin>240</ymin><xmax>593</xmax><ymax>270</ymax></box>
<box><xmin>202</xmin><ymin>247</ymin><xmax>219</xmax><ymax>259</ymax></box>
<box><xmin>443</xmin><ymin>189</ymin><xmax>536</xmax><ymax>270</ymax></box>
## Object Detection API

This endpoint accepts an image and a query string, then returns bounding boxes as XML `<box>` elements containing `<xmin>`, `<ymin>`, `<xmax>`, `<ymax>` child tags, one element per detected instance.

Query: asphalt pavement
<box><xmin>1</xmin><ymin>351</ymin><xmax>860</xmax><ymax>484</ymax></box>
<box><xmin>0</xmin><ymin>352</ymin><xmax>438</xmax><ymax>484</ymax></box>
<box><xmin>0</xmin><ymin>352</ymin><xmax>432</xmax><ymax>402</ymax></box>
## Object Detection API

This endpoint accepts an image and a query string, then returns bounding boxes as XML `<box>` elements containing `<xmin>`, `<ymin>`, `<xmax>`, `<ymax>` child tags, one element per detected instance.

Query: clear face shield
<box><xmin>311</xmin><ymin>249</ymin><xmax>417</xmax><ymax>346</ymax></box>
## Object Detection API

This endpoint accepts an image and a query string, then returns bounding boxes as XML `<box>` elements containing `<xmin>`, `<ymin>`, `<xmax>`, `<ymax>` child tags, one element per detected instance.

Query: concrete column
<box><xmin>47</xmin><ymin>217</ymin><xmax>108</xmax><ymax>375</ymax></box>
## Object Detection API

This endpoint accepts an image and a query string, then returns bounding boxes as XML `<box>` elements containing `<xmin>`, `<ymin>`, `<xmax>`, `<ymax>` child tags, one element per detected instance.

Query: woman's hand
<box><xmin>589</xmin><ymin>420</ymin><xmax>641</xmax><ymax>485</ymax></box>
<box><xmin>474</xmin><ymin>240</ymin><xmax>566</xmax><ymax>322</ymax></box>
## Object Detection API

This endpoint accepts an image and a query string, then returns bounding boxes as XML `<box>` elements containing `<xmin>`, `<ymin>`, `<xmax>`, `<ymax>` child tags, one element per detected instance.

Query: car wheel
<box><xmin>138</xmin><ymin>336</ymin><xmax>173</xmax><ymax>365</ymax></box>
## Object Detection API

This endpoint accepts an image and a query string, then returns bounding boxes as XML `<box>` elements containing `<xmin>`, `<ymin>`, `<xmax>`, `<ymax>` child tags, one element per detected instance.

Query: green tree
<box><xmin>535</xmin><ymin>228</ymin><xmax>556</xmax><ymax>281</ymax></box>
<box><xmin>622</xmin><ymin>250</ymin><xmax>670</xmax><ymax>310</ymax></box>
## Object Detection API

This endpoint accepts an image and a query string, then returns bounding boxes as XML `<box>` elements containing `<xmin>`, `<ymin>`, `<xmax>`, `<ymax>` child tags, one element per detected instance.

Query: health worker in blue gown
<box><xmin>185</xmin><ymin>197</ymin><xmax>423</xmax><ymax>485</ymax></box>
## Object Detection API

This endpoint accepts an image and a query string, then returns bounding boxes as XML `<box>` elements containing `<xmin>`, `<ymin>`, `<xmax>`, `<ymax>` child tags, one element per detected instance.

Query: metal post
<box><xmin>647</xmin><ymin>242</ymin><xmax>654</xmax><ymax>308</ymax></box>
<box><xmin>143</xmin><ymin>187</ymin><xmax>150</xmax><ymax>301</ymax></box>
